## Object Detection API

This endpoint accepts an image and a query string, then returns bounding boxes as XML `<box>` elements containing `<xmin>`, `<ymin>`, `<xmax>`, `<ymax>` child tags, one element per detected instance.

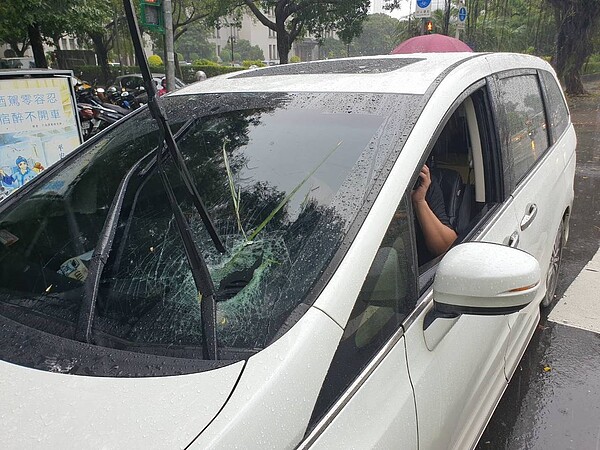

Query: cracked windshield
<box><xmin>0</xmin><ymin>92</ymin><xmax>418</xmax><ymax>355</ymax></box>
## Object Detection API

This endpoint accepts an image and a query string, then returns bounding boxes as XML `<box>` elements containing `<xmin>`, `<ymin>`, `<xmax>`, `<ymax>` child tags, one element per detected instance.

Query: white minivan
<box><xmin>0</xmin><ymin>52</ymin><xmax>575</xmax><ymax>449</ymax></box>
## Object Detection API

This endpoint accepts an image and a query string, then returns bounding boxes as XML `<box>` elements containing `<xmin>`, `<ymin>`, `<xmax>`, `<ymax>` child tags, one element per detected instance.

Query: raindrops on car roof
<box><xmin>231</xmin><ymin>58</ymin><xmax>425</xmax><ymax>78</ymax></box>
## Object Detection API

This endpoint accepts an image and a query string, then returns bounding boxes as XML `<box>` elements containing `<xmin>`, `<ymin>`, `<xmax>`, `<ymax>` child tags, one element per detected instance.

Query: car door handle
<box><xmin>520</xmin><ymin>203</ymin><xmax>537</xmax><ymax>231</ymax></box>
<box><xmin>508</xmin><ymin>231</ymin><xmax>520</xmax><ymax>248</ymax></box>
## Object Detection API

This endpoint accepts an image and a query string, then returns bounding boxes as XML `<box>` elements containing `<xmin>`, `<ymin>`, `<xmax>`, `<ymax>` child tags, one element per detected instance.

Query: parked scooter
<box><xmin>105</xmin><ymin>86</ymin><xmax>141</xmax><ymax>110</ymax></box>
<box><xmin>75</xmin><ymin>83</ymin><xmax>129</xmax><ymax>140</ymax></box>
<box><xmin>76</xmin><ymin>85</ymin><xmax>130</xmax><ymax>116</ymax></box>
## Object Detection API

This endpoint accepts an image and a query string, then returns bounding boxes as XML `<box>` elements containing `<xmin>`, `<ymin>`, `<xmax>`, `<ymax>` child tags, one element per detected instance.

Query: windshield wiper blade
<box><xmin>75</xmin><ymin>154</ymin><xmax>148</xmax><ymax>344</ymax></box>
<box><xmin>75</xmin><ymin>120</ymin><xmax>210</xmax><ymax>348</ymax></box>
<box><xmin>121</xmin><ymin>41</ymin><xmax>224</xmax><ymax>253</ymax></box>
<box><xmin>138</xmin><ymin>117</ymin><xmax>199</xmax><ymax>177</ymax></box>
<box><xmin>122</xmin><ymin>0</ymin><xmax>219</xmax><ymax>359</ymax></box>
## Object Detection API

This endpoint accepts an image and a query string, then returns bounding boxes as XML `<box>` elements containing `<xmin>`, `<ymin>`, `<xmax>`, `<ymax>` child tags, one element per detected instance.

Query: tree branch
<box><xmin>243</xmin><ymin>0</ymin><xmax>276</xmax><ymax>30</ymax></box>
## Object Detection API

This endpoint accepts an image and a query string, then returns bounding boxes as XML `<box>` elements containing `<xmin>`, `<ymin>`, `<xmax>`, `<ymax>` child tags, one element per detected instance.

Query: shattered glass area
<box><xmin>0</xmin><ymin>91</ymin><xmax>423</xmax><ymax>364</ymax></box>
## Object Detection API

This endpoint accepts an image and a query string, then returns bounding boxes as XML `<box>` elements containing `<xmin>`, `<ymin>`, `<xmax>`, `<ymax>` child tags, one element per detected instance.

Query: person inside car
<box><xmin>412</xmin><ymin>164</ymin><xmax>458</xmax><ymax>266</ymax></box>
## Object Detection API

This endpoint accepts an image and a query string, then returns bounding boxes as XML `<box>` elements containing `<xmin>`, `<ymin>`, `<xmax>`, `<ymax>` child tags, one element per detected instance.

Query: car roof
<box><xmin>175</xmin><ymin>52</ymin><xmax>552</xmax><ymax>96</ymax></box>
<box><xmin>115</xmin><ymin>73</ymin><xmax>165</xmax><ymax>79</ymax></box>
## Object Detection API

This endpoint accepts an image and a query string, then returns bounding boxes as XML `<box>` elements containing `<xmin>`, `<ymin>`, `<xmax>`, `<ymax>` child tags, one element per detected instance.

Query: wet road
<box><xmin>477</xmin><ymin>76</ymin><xmax>600</xmax><ymax>449</ymax></box>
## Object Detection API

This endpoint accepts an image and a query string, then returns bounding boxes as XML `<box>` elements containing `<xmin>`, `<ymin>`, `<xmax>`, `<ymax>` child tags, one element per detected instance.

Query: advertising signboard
<box><xmin>0</xmin><ymin>70</ymin><xmax>81</xmax><ymax>201</ymax></box>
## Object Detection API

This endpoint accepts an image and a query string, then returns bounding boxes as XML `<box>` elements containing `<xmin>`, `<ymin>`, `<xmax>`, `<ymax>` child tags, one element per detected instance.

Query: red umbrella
<box><xmin>391</xmin><ymin>34</ymin><xmax>472</xmax><ymax>54</ymax></box>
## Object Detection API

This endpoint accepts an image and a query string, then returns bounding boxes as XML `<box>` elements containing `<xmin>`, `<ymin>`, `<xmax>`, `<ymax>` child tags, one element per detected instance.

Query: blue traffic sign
<box><xmin>459</xmin><ymin>7</ymin><xmax>467</xmax><ymax>21</ymax></box>
<box><xmin>417</xmin><ymin>0</ymin><xmax>431</xmax><ymax>8</ymax></box>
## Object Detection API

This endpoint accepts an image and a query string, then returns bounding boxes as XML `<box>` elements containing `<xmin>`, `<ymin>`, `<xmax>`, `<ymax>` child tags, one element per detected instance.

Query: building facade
<box><xmin>210</xmin><ymin>9</ymin><xmax>324</xmax><ymax>65</ymax></box>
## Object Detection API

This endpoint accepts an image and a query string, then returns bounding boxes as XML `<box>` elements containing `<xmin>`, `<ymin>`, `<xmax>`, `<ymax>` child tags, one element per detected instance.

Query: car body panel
<box><xmin>403</xmin><ymin>198</ymin><xmax>524</xmax><ymax>449</ymax></box>
<box><xmin>305</xmin><ymin>334</ymin><xmax>417</xmax><ymax>449</ymax></box>
<box><xmin>404</xmin><ymin>299</ymin><xmax>510</xmax><ymax>450</ymax></box>
<box><xmin>0</xmin><ymin>359</ymin><xmax>244</xmax><ymax>448</ymax></box>
<box><xmin>189</xmin><ymin>307</ymin><xmax>342</xmax><ymax>448</ymax></box>
<box><xmin>504</xmin><ymin>124</ymin><xmax>577</xmax><ymax>375</ymax></box>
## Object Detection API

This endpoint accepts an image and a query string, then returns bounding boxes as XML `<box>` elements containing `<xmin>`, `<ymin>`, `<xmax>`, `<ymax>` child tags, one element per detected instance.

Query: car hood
<box><xmin>0</xmin><ymin>358</ymin><xmax>244</xmax><ymax>448</ymax></box>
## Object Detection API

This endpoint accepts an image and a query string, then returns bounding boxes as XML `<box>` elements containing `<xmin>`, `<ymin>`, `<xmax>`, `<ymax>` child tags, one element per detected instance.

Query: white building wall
<box><xmin>209</xmin><ymin>9</ymin><xmax>321</xmax><ymax>65</ymax></box>
<box><xmin>371</xmin><ymin>0</ymin><xmax>385</xmax><ymax>14</ymax></box>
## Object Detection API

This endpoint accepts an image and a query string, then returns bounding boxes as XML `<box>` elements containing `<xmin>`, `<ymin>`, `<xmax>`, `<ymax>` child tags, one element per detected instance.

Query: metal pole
<box><xmin>230</xmin><ymin>25</ymin><xmax>235</xmax><ymax>65</ymax></box>
<box><xmin>114</xmin><ymin>12</ymin><xmax>123</xmax><ymax>75</ymax></box>
<box><xmin>163</xmin><ymin>0</ymin><xmax>175</xmax><ymax>92</ymax></box>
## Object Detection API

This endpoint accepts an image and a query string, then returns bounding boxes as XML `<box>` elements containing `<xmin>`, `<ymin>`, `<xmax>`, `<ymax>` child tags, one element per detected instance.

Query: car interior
<box><xmin>420</xmin><ymin>89</ymin><xmax>497</xmax><ymax>262</ymax></box>
<box><xmin>429</xmin><ymin>103</ymin><xmax>474</xmax><ymax>233</ymax></box>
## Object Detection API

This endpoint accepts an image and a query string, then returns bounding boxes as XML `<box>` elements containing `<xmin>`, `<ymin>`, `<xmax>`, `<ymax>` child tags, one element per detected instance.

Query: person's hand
<box><xmin>411</xmin><ymin>164</ymin><xmax>431</xmax><ymax>205</ymax></box>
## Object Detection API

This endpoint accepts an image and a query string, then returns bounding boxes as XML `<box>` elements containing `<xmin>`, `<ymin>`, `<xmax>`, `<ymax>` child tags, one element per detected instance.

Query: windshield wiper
<box><xmin>75</xmin><ymin>119</ymin><xmax>197</xmax><ymax>346</ymax></box>
<box><xmin>76</xmin><ymin>1</ymin><xmax>222</xmax><ymax>360</ymax></box>
<box><xmin>75</xmin><ymin>153</ymin><xmax>148</xmax><ymax>344</ymax></box>
<box><xmin>123</xmin><ymin>0</ymin><xmax>219</xmax><ymax>360</ymax></box>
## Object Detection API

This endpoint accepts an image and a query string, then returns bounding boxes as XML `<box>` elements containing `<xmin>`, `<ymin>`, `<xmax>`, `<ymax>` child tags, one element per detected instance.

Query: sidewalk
<box><xmin>549</xmin><ymin>247</ymin><xmax>600</xmax><ymax>334</ymax></box>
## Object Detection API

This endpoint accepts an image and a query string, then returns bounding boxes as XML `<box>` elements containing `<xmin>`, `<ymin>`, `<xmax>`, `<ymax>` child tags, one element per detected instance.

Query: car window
<box><xmin>413</xmin><ymin>87</ymin><xmax>500</xmax><ymax>278</ymax></box>
<box><xmin>308</xmin><ymin>196</ymin><xmax>417</xmax><ymax>432</ymax></box>
<box><xmin>540</xmin><ymin>70</ymin><xmax>570</xmax><ymax>142</ymax></box>
<box><xmin>0</xmin><ymin>91</ymin><xmax>424</xmax><ymax>373</ymax></box>
<box><xmin>122</xmin><ymin>76</ymin><xmax>143</xmax><ymax>90</ymax></box>
<box><xmin>495</xmin><ymin>74</ymin><xmax>549</xmax><ymax>191</ymax></box>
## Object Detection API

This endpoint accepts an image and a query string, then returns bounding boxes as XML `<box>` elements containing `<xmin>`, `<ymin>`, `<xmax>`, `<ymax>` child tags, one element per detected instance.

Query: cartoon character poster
<box><xmin>0</xmin><ymin>75</ymin><xmax>81</xmax><ymax>201</ymax></box>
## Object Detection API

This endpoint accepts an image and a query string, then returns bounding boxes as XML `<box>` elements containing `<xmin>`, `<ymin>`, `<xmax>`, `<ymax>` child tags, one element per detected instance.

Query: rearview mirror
<box><xmin>434</xmin><ymin>242</ymin><xmax>540</xmax><ymax>315</ymax></box>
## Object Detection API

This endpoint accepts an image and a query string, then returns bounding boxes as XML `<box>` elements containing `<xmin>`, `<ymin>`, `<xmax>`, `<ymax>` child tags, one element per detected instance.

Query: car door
<box><xmin>402</xmin><ymin>83</ymin><xmax>518</xmax><ymax>450</ymax></box>
<box><xmin>302</xmin><ymin>196</ymin><xmax>419</xmax><ymax>449</ymax></box>
<box><xmin>489</xmin><ymin>70</ymin><xmax>577</xmax><ymax>376</ymax></box>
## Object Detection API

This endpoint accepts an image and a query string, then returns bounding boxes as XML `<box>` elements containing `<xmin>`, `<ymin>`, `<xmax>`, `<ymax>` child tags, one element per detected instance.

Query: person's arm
<box><xmin>411</xmin><ymin>165</ymin><xmax>457</xmax><ymax>257</ymax></box>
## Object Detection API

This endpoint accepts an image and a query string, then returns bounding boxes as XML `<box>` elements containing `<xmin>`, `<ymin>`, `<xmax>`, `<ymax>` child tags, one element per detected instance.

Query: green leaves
<box><xmin>239</xmin><ymin>0</ymin><xmax>370</xmax><ymax>63</ymax></box>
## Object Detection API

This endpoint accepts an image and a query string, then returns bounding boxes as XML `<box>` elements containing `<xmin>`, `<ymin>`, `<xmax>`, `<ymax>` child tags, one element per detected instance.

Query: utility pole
<box><xmin>114</xmin><ymin>12</ymin><xmax>123</xmax><ymax>75</ymax></box>
<box><xmin>456</xmin><ymin>1</ymin><xmax>467</xmax><ymax>40</ymax></box>
<box><xmin>163</xmin><ymin>0</ymin><xmax>175</xmax><ymax>92</ymax></box>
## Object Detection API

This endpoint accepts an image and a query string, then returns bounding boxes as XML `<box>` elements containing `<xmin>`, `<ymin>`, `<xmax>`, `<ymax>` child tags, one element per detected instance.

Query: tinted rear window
<box><xmin>540</xmin><ymin>70</ymin><xmax>570</xmax><ymax>141</ymax></box>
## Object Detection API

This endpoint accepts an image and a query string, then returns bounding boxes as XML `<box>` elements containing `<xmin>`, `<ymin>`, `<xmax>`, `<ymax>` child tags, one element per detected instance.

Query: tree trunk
<box><xmin>55</xmin><ymin>48</ymin><xmax>67</xmax><ymax>70</ymax></box>
<box><xmin>276</xmin><ymin>22</ymin><xmax>291</xmax><ymax>64</ymax></box>
<box><xmin>550</xmin><ymin>0</ymin><xmax>600</xmax><ymax>95</ymax></box>
<box><xmin>533</xmin><ymin>2</ymin><xmax>544</xmax><ymax>53</ymax></box>
<box><xmin>174</xmin><ymin>51</ymin><xmax>183</xmax><ymax>79</ymax></box>
<box><xmin>443</xmin><ymin>0</ymin><xmax>451</xmax><ymax>36</ymax></box>
<box><xmin>90</xmin><ymin>32</ymin><xmax>112</xmax><ymax>85</ymax></box>
<box><xmin>27</xmin><ymin>23</ymin><xmax>48</xmax><ymax>68</ymax></box>
<box><xmin>52</xmin><ymin>34</ymin><xmax>67</xmax><ymax>70</ymax></box>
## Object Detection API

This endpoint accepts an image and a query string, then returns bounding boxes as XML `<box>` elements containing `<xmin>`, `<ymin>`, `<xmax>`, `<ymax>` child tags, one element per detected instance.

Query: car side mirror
<box><xmin>433</xmin><ymin>242</ymin><xmax>540</xmax><ymax>316</ymax></box>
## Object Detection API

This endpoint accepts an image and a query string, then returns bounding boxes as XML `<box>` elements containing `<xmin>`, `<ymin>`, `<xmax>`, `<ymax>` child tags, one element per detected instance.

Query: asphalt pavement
<box><xmin>477</xmin><ymin>76</ymin><xmax>600</xmax><ymax>449</ymax></box>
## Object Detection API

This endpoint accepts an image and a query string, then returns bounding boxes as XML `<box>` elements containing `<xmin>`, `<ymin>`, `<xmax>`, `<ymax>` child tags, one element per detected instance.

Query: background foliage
<box><xmin>2</xmin><ymin>0</ymin><xmax>600</xmax><ymax>93</ymax></box>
